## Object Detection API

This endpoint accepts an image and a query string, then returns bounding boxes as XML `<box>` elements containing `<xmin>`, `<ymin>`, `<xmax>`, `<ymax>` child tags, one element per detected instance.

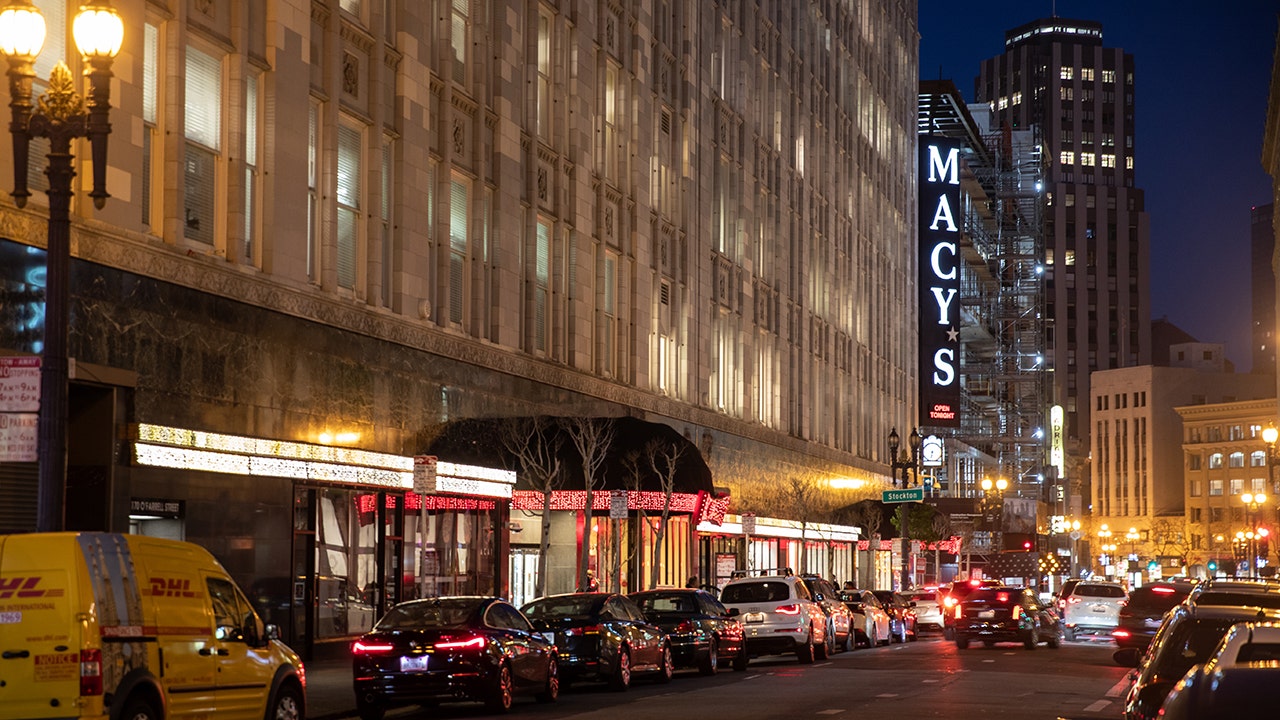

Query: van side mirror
<box><xmin>813</xmin><ymin>592</ymin><xmax>825</xmax><ymax>602</ymax></box>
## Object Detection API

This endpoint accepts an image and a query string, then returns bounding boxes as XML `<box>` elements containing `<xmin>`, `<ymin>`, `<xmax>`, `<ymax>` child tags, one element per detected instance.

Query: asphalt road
<box><xmin>364</xmin><ymin>634</ymin><xmax>1133</xmax><ymax>720</ymax></box>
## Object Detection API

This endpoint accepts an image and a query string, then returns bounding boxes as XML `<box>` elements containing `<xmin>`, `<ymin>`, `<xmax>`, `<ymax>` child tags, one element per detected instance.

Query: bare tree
<box><xmin>780</xmin><ymin>476</ymin><xmax>826</xmax><ymax>576</ymax></box>
<box><xmin>498</xmin><ymin>416</ymin><xmax>563</xmax><ymax>598</ymax></box>
<box><xmin>644</xmin><ymin>436</ymin><xmax>687</xmax><ymax>588</ymax></box>
<box><xmin>1149</xmin><ymin>516</ymin><xmax>1192</xmax><ymax>570</ymax></box>
<box><xmin>565</xmin><ymin>417</ymin><xmax>615</xmax><ymax>592</ymax></box>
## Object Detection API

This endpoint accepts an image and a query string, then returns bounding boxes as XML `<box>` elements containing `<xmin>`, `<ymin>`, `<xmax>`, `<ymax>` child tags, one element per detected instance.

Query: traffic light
<box><xmin>1208</xmin><ymin>559</ymin><xmax>1218</xmax><ymax>574</ymax></box>
<box><xmin>1003</xmin><ymin>532</ymin><xmax>1035</xmax><ymax>552</ymax></box>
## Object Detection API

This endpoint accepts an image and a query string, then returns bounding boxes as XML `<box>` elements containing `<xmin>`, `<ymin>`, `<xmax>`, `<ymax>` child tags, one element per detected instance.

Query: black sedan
<box><xmin>351</xmin><ymin>596</ymin><xmax>558</xmax><ymax>718</ymax></box>
<box><xmin>630</xmin><ymin>588</ymin><xmax>749</xmax><ymax>674</ymax></box>
<box><xmin>522</xmin><ymin>592</ymin><xmax>673</xmax><ymax>691</ymax></box>
<box><xmin>872</xmin><ymin>590</ymin><xmax>919</xmax><ymax>643</ymax></box>
<box><xmin>1112</xmin><ymin>579</ymin><xmax>1194</xmax><ymax>653</ymax></box>
<box><xmin>953</xmin><ymin>586</ymin><xmax>1063</xmax><ymax>650</ymax></box>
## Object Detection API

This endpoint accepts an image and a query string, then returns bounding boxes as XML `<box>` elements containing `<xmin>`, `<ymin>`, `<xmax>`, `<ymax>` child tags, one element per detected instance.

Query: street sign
<box><xmin>609</xmin><ymin>490</ymin><xmax>628</xmax><ymax>519</ymax></box>
<box><xmin>741</xmin><ymin>512</ymin><xmax>756</xmax><ymax>535</ymax></box>
<box><xmin>882</xmin><ymin>488</ymin><xmax>924</xmax><ymax>503</ymax></box>
<box><xmin>413</xmin><ymin>455</ymin><xmax>438</xmax><ymax>494</ymax></box>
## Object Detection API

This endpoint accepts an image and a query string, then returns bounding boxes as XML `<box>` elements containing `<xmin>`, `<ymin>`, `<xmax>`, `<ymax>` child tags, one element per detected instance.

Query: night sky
<box><xmin>919</xmin><ymin>0</ymin><xmax>1278</xmax><ymax>371</ymax></box>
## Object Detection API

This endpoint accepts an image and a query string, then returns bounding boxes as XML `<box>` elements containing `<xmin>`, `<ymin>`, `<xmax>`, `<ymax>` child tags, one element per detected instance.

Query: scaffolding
<box><xmin>918</xmin><ymin>81</ymin><xmax>1049</xmax><ymax>501</ymax></box>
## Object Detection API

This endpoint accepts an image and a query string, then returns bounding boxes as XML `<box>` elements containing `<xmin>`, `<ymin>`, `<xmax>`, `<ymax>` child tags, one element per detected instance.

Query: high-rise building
<box><xmin>976</xmin><ymin>17</ymin><xmax>1152</xmax><ymax>494</ymax></box>
<box><xmin>1251</xmin><ymin>203</ymin><xmax>1276</xmax><ymax>377</ymax></box>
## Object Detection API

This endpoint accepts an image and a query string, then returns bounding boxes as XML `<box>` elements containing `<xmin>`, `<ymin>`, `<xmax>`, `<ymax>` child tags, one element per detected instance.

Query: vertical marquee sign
<box><xmin>918</xmin><ymin>137</ymin><xmax>962</xmax><ymax>427</ymax></box>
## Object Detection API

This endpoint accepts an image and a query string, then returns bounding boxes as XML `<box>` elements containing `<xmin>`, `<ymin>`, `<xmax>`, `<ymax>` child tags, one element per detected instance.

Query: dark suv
<box><xmin>1112</xmin><ymin>579</ymin><xmax>1195</xmax><ymax>653</ymax></box>
<box><xmin>953</xmin><ymin>586</ymin><xmax>1063</xmax><ymax>650</ymax></box>
<box><xmin>940</xmin><ymin>579</ymin><xmax>1001</xmax><ymax>640</ymax></box>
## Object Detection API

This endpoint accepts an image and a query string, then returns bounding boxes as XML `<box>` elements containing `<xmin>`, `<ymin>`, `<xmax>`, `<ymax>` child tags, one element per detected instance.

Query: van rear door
<box><xmin>0</xmin><ymin>534</ymin><xmax>83</xmax><ymax>720</ymax></box>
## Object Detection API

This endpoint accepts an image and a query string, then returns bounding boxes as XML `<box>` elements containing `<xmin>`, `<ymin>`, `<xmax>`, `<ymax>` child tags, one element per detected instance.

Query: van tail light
<box><xmin>436</xmin><ymin>636</ymin><xmax>486</xmax><ymax>650</ymax></box>
<box><xmin>352</xmin><ymin>640</ymin><xmax>395</xmax><ymax>654</ymax></box>
<box><xmin>79</xmin><ymin>649</ymin><xmax>102</xmax><ymax>696</ymax></box>
<box><xmin>565</xmin><ymin>625</ymin><xmax>601</xmax><ymax>636</ymax></box>
<box><xmin>1012</xmin><ymin>605</ymin><xmax>1022</xmax><ymax>620</ymax></box>
<box><xmin>775</xmin><ymin>604</ymin><xmax>802</xmax><ymax>616</ymax></box>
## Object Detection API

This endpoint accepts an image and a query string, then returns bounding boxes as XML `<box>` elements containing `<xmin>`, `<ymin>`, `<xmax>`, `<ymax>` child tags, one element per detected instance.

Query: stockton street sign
<box><xmin>882</xmin><ymin>488</ymin><xmax>925</xmax><ymax>504</ymax></box>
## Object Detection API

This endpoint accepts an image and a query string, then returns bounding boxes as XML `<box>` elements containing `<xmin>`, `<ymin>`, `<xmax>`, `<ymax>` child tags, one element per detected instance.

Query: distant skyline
<box><xmin>919</xmin><ymin>1</ymin><xmax>1277</xmax><ymax>371</ymax></box>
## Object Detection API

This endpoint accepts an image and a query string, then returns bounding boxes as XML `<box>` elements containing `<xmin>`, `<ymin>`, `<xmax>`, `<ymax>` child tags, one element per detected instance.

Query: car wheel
<box><xmin>943</xmin><ymin>626</ymin><xmax>955</xmax><ymax>641</ymax></box>
<box><xmin>609</xmin><ymin>647</ymin><xmax>632</xmax><ymax>691</ymax></box>
<box><xmin>270</xmin><ymin>684</ymin><xmax>304</xmax><ymax>720</ymax></box>
<box><xmin>908</xmin><ymin>622</ymin><xmax>918</xmax><ymax>642</ymax></box>
<box><xmin>1023</xmin><ymin>627</ymin><xmax>1037</xmax><ymax>650</ymax></box>
<box><xmin>699</xmin><ymin>638</ymin><xmax>719</xmax><ymax>675</ymax></box>
<box><xmin>121</xmin><ymin>696</ymin><xmax>158</xmax><ymax>720</ymax></box>
<box><xmin>956</xmin><ymin>636</ymin><xmax>970</xmax><ymax>650</ymax></box>
<box><xmin>732</xmin><ymin>643</ymin><xmax>750</xmax><ymax>671</ymax></box>
<box><xmin>1046</xmin><ymin>626</ymin><xmax>1063</xmax><ymax>649</ymax></box>
<box><xmin>842</xmin><ymin>627</ymin><xmax>854</xmax><ymax>653</ymax></box>
<box><xmin>878</xmin><ymin>626</ymin><xmax>891</xmax><ymax>647</ymax></box>
<box><xmin>535</xmin><ymin>658</ymin><xmax>559</xmax><ymax>703</ymax></box>
<box><xmin>796</xmin><ymin>629</ymin><xmax>816</xmax><ymax>664</ymax></box>
<box><xmin>484</xmin><ymin>663</ymin><xmax>514</xmax><ymax>712</ymax></box>
<box><xmin>657</xmin><ymin>643</ymin><xmax>675</xmax><ymax>684</ymax></box>
<box><xmin>815</xmin><ymin>625</ymin><xmax>832</xmax><ymax>660</ymax></box>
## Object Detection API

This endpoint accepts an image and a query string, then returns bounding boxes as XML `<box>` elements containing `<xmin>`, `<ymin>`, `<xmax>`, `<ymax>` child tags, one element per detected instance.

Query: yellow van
<box><xmin>0</xmin><ymin>532</ymin><xmax>305</xmax><ymax>720</ymax></box>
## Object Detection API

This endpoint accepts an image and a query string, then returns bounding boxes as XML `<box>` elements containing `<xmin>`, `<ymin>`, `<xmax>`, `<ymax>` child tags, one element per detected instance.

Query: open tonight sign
<box><xmin>918</xmin><ymin>138</ymin><xmax>962</xmax><ymax>427</ymax></box>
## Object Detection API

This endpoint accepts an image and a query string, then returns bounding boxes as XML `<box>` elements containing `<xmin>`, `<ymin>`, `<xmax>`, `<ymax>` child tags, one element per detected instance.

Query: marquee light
<box><xmin>133</xmin><ymin>423</ymin><xmax>515</xmax><ymax>499</ymax></box>
<box><xmin>511</xmin><ymin>490</ymin><xmax>729</xmax><ymax>525</ymax></box>
<box><xmin>699</xmin><ymin>513</ymin><xmax>861</xmax><ymax>542</ymax></box>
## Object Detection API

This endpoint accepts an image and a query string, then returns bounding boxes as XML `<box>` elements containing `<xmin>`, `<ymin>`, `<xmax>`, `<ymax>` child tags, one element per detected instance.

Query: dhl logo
<box><xmin>148</xmin><ymin>577</ymin><xmax>198</xmax><ymax>598</ymax></box>
<box><xmin>0</xmin><ymin>576</ymin><xmax>65</xmax><ymax>599</ymax></box>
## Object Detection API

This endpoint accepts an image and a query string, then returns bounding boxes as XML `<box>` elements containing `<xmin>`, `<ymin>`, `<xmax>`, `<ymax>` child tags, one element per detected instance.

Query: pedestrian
<box><xmin>580</xmin><ymin>569</ymin><xmax>599</xmax><ymax>592</ymax></box>
<box><xmin>686</xmin><ymin>575</ymin><xmax>699</xmax><ymax>588</ymax></box>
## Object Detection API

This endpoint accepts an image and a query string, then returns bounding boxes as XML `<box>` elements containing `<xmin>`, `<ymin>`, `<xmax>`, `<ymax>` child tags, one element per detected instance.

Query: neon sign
<box><xmin>918</xmin><ymin>139</ymin><xmax>963</xmax><ymax>427</ymax></box>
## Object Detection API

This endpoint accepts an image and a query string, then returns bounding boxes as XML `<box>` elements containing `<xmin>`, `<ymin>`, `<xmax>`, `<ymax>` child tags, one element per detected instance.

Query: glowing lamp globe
<box><xmin>0</xmin><ymin>0</ymin><xmax>46</xmax><ymax>59</ymax></box>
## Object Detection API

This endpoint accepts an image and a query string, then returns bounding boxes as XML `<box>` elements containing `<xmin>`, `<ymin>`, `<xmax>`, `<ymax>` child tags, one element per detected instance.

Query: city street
<box><xmin>333</xmin><ymin>636</ymin><xmax>1132</xmax><ymax>720</ymax></box>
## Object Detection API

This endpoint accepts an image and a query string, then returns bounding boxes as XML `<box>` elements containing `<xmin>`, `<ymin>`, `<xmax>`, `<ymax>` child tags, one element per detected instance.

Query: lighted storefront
<box><xmin>130</xmin><ymin>424</ymin><xmax>514</xmax><ymax>658</ymax></box>
<box><xmin>697</xmin><ymin>514</ymin><xmax>861</xmax><ymax>589</ymax></box>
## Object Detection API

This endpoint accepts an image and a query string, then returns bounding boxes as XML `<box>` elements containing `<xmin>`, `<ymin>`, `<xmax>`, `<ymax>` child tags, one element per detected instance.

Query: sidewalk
<box><xmin>304</xmin><ymin>656</ymin><xmax>357</xmax><ymax>720</ymax></box>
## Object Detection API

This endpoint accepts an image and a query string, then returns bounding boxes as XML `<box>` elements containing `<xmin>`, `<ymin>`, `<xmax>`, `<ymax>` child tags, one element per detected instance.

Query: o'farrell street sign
<box><xmin>882</xmin><ymin>488</ymin><xmax>924</xmax><ymax>504</ymax></box>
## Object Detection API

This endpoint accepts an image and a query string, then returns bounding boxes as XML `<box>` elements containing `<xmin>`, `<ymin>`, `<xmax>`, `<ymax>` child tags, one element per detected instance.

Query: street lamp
<box><xmin>1242</xmin><ymin>492</ymin><xmax>1267</xmax><ymax>579</ymax></box>
<box><xmin>887</xmin><ymin>427</ymin><xmax>921</xmax><ymax>591</ymax></box>
<box><xmin>1098</xmin><ymin>523</ymin><xmax>1114</xmax><ymax>577</ymax></box>
<box><xmin>0</xmin><ymin>0</ymin><xmax>122</xmax><ymax>532</ymax></box>
<box><xmin>1069</xmin><ymin>519</ymin><xmax>1082</xmax><ymax>578</ymax></box>
<box><xmin>979</xmin><ymin>476</ymin><xmax>1008</xmax><ymax>528</ymax></box>
<box><xmin>1125</xmin><ymin>526</ymin><xmax>1141</xmax><ymax>587</ymax></box>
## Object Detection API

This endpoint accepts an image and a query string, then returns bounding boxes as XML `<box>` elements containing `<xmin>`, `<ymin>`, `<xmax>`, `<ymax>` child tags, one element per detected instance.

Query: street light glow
<box><xmin>0</xmin><ymin>0</ymin><xmax>45</xmax><ymax>58</ymax></box>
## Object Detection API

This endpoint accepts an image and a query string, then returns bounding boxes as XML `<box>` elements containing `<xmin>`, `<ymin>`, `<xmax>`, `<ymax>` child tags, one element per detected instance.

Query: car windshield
<box><xmin>1194</xmin><ymin>592</ymin><xmax>1280</xmax><ymax>609</ymax></box>
<box><xmin>966</xmin><ymin>589</ymin><xmax>1018</xmax><ymax>604</ymax></box>
<box><xmin>521</xmin><ymin>595</ymin><xmax>604</xmax><ymax>620</ymax></box>
<box><xmin>721</xmin><ymin>581</ymin><xmax>791</xmax><ymax>603</ymax></box>
<box><xmin>1237</xmin><ymin>643</ymin><xmax>1280</xmax><ymax>663</ymax></box>
<box><xmin>375</xmin><ymin>598</ymin><xmax>479</xmax><ymax>630</ymax></box>
<box><xmin>633</xmin><ymin>593</ymin><xmax>697</xmax><ymax>615</ymax></box>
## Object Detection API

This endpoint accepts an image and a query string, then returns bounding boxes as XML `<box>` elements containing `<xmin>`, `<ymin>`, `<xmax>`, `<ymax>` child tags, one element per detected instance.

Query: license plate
<box><xmin>1091</xmin><ymin>606</ymin><xmax>1107</xmax><ymax>613</ymax></box>
<box><xmin>542</xmin><ymin>632</ymin><xmax>556</xmax><ymax>644</ymax></box>
<box><xmin>977</xmin><ymin>610</ymin><xmax>995</xmax><ymax>619</ymax></box>
<box><xmin>744</xmin><ymin>612</ymin><xmax>766</xmax><ymax>623</ymax></box>
<box><xmin>399</xmin><ymin>655</ymin><xmax>429</xmax><ymax>672</ymax></box>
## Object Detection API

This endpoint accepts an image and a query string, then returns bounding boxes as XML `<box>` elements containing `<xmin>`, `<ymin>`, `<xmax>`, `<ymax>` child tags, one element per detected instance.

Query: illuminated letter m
<box><xmin>927</xmin><ymin>145</ymin><xmax>959</xmax><ymax>185</ymax></box>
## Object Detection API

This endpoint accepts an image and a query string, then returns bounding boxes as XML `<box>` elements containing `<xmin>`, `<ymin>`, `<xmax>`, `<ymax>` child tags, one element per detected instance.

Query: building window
<box><xmin>307</xmin><ymin>102</ymin><xmax>321</xmax><ymax>281</ymax></box>
<box><xmin>142</xmin><ymin>22</ymin><xmax>159</xmax><ymax>228</ymax></box>
<box><xmin>1060</xmin><ymin>66</ymin><xmax>1074</xmax><ymax>80</ymax></box>
<box><xmin>536</xmin><ymin>12</ymin><xmax>551</xmax><ymax>136</ymax></box>
<box><xmin>336</xmin><ymin>120</ymin><xmax>364</xmax><ymax>290</ymax></box>
<box><xmin>1230</xmin><ymin>452</ymin><xmax>1245</xmax><ymax>468</ymax></box>
<box><xmin>601</xmin><ymin>249</ymin><xmax>618</xmax><ymax>376</ymax></box>
<box><xmin>1081</xmin><ymin>67</ymin><xmax>1095</xmax><ymax>81</ymax></box>
<box><xmin>1253</xmin><ymin>477</ymin><xmax>1268</xmax><ymax>494</ymax></box>
<box><xmin>1251</xmin><ymin>451</ymin><xmax>1266</xmax><ymax>467</ymax></box>
<box><xmin>1102</xmin><ymin>69</ymin><xmax>1115</xmax><ymax>83</ymax></box>
<box><xmin>1230</xmin><ymin>478</ymin><xmax>1244</xmax><ymax>495</ymax></box>
<box><xmin>380</xmin><ymin>136</ymin><xmax>394</xmax><ymax>309</ymax></box>
<box><xmin>449</xmin><ymin>177</ymin><xmax>469</xmax><ymax>324</ymax></box>
<box><xmin>1188</xmin><ymin>453</ymin><xmax>1202</xmax><ymax>471</ymax></box>
<box><xmin>1060</xmin><ymin>150</ymin><xmax>1075</xmax><ymax>165</ymax></box>
<box><xmin>450</xmin><ymin>0</ymin><xmax>469</xmax><ymax>84</ymax></box>
<box><xmin>243</xmin><ymin>73</ymin><xmax>261</xmax><ymax>263</ymax></box>
<box><xmin>1190</xmin><ymin>479</ymin><xmax>1202</xmax><ymax>497</ymax></box>
<box><xmin>1100</xmin><ymin>154</ymin><xmax>1115</xmax><ymax>168</ymax></box>
<box><xmin>184</xmin><ymin>45</ymin><xmax>222</xmax><ymax>246</ymax></box>
<box><xmin>532</xmin><ymin>219</ymin><xmax>551</xmax><ymax>352</ymax></box>
<box><xmin>1209</xmin><ymin>453</ymin><xmax>1224</xmax><ymax>469</ymax></box>
<box><xmin>1209</xmin><ymin>479</ymin><xmax>1223</xmax><ymax>496</ymax></box>
<box><xmin>1080</xmin><ymin>152</ymin><xmax>1096</xmax><ymax>167</ymax></box>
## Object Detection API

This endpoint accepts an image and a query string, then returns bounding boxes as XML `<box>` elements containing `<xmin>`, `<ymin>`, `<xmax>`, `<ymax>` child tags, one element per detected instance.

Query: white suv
<box><xmin>1061</xmin><ymin>580</ymin><xmax>1127</xmax><ymax>641</ymax></box>
<box><xmin>719</xmin><ymin>572</ymin><xmax>831</xmax><ymax>663</ymax></box>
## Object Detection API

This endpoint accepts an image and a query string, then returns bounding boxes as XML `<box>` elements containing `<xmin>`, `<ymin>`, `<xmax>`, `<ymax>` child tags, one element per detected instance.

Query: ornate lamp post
<box><xmin>1242</xmin><ymin>492</ymin><xmax>1267</xmax><ymax>579</ymax></box>
<box><xmin>887</xmin><ymin>427</ymin><xmax>921</xmax><ymax>590</ymax></box>
<box><xmin>0</xmin><ymin>0</ymin><xmax>122</xmax><ymax>532</ymax></box>
<box><xmin>1098</xmin><ymin>523</ymin><xmax>1114</xmax><ymax>578</ymax></box>
<box><xmin>1125</xmin><ymin>526</ymin><xmax>1141</xmax><ymax>586</ymax></box>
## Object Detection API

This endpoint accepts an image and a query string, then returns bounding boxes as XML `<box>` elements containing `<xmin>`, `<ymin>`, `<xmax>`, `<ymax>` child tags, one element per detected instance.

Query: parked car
<box><xmin>1184</xmin><ymin>578</ymin><xmax>1280</xmax><ymax>610</ymax></box>
<box><xmin>872</xmin><ymin>590</ymin><xmax>918</xmax><ymax>642</ymax></box>
<box><xmin>902</xmin><ymin>588</ymin><xmax>944</xmax><ymax>633</ymax></box>
<box><xmin>1117</xmin><ymin>593</ymin><xmax>1280</xmax><ymax>720</ymax></box>
<box><xmin>1112</xmin><ymin>579</ymin><xmax>1195</xmax><ymax>653</ymax></box>
<box><xmin>521</xmin><ymin>592</ymin><xmax>672</xmax><ymax>691</ymax></box>
<box><xmin>940</xmin><ymin>579</ymin><xmax>1001</xmax><ymax>640</ymax></box>
<box><xmin>1061</xmin><ymin>580</ymin><xmax>1127</xmax><ymax>641</ymax></box>
<box><xmin>1156</xmin><ymin>662</ymin><xmax>1280</xmax><ymax>719</ymax></box>
<box><xmin>952</xmin><ymin>586</ymin><xmax>1063</xmax><ymax>650</ymax></box>
<box><xmin>1054</xmin><ymin>578</ymin><xmax>1082</xmax><ymax>616</ymax></box>
<box><xmin>351</xmin><ymin>596</ymin><xmax>558</xmax><ymax>717</ymax></box>
<box><xmin>800</xmin><ymin>575</ymin><xmax>855</xmax><ymax>652</ymax></box>
<box><xmin>630</xmin><ymin>588</ymin><xmax>749</xmax><ymax>674</ymax></box>
<box><xmin>840</xmin><ymin>589</ymin><xmax>891</xmax><ymax>647</ymax></box>
<box><xmin>719</xmin><ymin>572</ymin><xmax>830</xmax><ymax>663</ymax></box>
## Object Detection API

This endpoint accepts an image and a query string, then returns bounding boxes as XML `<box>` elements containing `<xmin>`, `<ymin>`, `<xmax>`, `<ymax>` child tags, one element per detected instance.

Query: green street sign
<box><xmin>882</xmin><ymin>488</ymin><xmax>924</xmax><ymax>503</ymax></box>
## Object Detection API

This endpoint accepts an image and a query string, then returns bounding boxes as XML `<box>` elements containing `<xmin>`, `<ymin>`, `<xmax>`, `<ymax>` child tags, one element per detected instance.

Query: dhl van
<box><xmin>0</xmin><ymin>532</ymin><xmax>305</xmax><ymax>720</ymax></box>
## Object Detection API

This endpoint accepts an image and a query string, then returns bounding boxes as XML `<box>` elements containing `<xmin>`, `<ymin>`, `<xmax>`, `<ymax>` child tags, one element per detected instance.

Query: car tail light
<box><xmin>675</xmin><ymin>621</ymin><xmax>697</xmax><ymax>634</ymax></box>
<box><xmin>565</xmin><ymin>625</ymin><xmax>602</xmax><ymax>636</ymax></box>
<box><xmin>969</xmin><ymin>580</ymin><xmax>981</xmax><ymax>587</ymax></box>
<box><xmin>953</xmin><ymin>605</ymin><xmax>962</xmax><ymax>620</ymax></box>
<box><xmin>775</xmin><ymin>604</ymin><xmax>802</xmax><ymax>616</ymax></box>
<box><xmin>1067</xmin><ymin>596</ymin><xmax>1082</xmax><ymax>604</ymax></box>
<box><xmin>436</xmin><ymin>636</ymin><xmax>486</xmax><ymax>650</ymax></box>
<box><xmin>1012</xmin><ymin>605</ymin><xmax>1022</xmax><ymax>620</ymax></box>
<box><xmin>1151</xmin><ymin>586</ymin><xmax>1175</xmax><ymax>594</ymax></box>
<box><xmin>352</xmin><ymin>640</ymin><xmax>395</xmax><ymax>654</ymax></box>
<box><xmin>79</xmin><ymin>649</ymin><xmax>102</xmax><ymax>696</ymax></box>
<box><xmin>1113</xmin><ymin>630</ymin><xmax>1131</xmax><ymax>639</ymax></box>
<box><xmin>1118</xmin><ymin>599</ymin><xmax>1128</xmax><ymax>607</ymax></box>
<box><xmin>943</xmin><ymin>596</ymin><xmax>957</xmax><ymax>608</ymax></box>
<box><xmin>996</xmin><ymin>592</ymin><xmax>1009</xmax><ymax>604</ymax></box>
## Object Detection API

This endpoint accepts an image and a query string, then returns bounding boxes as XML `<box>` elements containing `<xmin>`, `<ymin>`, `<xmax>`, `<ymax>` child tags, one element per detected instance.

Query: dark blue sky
<box><xmin>919</xmin><ymin>1</ymin><xmax>1278</xmax><ymax>371</ymax></box>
